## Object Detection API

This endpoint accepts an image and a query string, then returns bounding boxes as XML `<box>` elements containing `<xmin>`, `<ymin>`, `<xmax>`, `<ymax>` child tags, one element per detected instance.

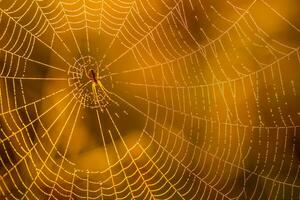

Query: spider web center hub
<box><xmin>68</xmin><ymin>56</ymin><xmax>112</xmax><ymax>109</ymax></box>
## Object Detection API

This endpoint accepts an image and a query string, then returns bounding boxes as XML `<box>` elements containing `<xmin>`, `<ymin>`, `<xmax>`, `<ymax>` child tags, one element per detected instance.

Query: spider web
<box><xmin>1</xmin><ymin>0</ymin><xmax>300</xmax><ymax>199</ymax></box>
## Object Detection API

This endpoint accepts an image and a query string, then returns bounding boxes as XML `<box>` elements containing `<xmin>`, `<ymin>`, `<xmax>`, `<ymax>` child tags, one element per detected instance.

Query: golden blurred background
<box><xmin>1</xmin><ymin>0</ymin><xmax>300</xmax><ymax>199</ymax></box>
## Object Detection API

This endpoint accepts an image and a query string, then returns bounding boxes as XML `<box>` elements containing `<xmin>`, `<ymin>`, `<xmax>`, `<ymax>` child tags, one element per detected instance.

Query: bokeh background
<box><xmin>1</xmin><ymin>0</ymin><xmax>300</xmax><ymax>199</ymax></box>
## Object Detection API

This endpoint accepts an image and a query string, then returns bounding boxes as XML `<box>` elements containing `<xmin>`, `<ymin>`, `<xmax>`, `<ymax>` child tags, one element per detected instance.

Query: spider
<box><xmin>85</xmin><ymin>69</ymin><xmax>111</xmax><ymax>104</ymax></box>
